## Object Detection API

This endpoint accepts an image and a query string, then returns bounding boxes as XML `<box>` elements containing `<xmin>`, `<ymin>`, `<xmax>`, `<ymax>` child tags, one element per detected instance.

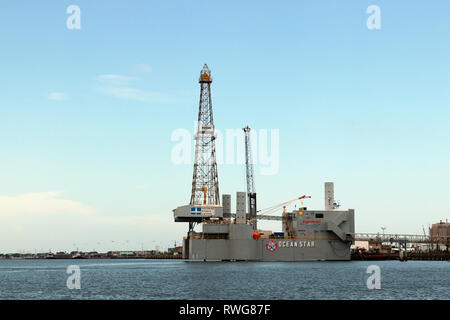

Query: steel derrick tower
<box><xmin>190</xmin><ymin>64</ymin><xmax>220</xmax><ymax>205</ymax></box>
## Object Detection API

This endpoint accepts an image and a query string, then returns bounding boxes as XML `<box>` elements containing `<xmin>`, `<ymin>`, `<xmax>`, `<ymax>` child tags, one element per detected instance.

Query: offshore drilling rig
<box><xmin>173</xmin><ymin>65</ymin><xmax>355</xmax><ymax>261</ymax></box>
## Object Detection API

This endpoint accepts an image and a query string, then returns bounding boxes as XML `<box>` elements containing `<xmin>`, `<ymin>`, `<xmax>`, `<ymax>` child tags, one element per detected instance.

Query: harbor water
<box><xmin>0</xmin><ymin>259</ymin><xmax>448</xmax><ymax>300</ymax></box>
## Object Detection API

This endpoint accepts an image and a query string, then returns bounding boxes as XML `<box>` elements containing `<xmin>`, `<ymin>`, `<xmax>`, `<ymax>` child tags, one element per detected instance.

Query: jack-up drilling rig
<box><xmin>172</xmin><ymin>65</ymin><xmax>355</xmax><ymax>261</ymax></box>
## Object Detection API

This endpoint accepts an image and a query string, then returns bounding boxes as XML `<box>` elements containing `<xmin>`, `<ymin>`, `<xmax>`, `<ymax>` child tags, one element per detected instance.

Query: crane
<box><xmin>242</xmin><ymin>125</ymin><xmax>312</xmax><ymax>234</ymax></box>
<box><xmin>256</xmin><ymin>195</ymin><xmax>311</xmax><ymax>238</ymax></box>
<box><xmin>257</xmin><ymin>195</ymin><xmax>311</xmax><ymax>216</ymax></box>
<box><xmin>243</xmin><ymin>126</ymin><xmax>257</xmax><ymax>230</ymax></box>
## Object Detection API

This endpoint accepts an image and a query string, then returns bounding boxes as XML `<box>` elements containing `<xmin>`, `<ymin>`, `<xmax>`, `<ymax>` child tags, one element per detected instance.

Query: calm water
<box><xmin>0</xmin><ymin>259</ymin><xmax>448</xmax><ymax>300</ymax></box>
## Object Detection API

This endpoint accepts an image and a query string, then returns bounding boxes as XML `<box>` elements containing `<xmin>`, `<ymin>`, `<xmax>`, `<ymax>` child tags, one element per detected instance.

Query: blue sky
<box><xmin>0</xmin><ymin>1</ymin><xmax>449</xmax><ymax>252</ymax></box>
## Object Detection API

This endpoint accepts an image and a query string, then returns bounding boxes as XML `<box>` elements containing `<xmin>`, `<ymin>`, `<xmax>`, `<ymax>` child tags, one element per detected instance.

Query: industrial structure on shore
<box><xmin>173</xmin><ymin>65</ymin><xmax>355</xmax><ymax>261</ymax></box>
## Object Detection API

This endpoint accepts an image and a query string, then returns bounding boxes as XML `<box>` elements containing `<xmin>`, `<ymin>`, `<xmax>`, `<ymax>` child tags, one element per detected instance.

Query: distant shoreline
<box><xmin>0</xmin><ymin>256</ymin><xmax>183</xmax><ymax>260</ymax></box>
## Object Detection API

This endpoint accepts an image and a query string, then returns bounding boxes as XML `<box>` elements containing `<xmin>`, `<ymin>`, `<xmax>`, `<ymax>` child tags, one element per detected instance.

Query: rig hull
<box><xmin>182</xmin><ymin>208</ymin><xmax>355</xmax><ymax>261</ymax></box>
<box><xmin>185</xmin><ymin>238</ymin><xmax>352</xmax><ymax>261</ymax></box>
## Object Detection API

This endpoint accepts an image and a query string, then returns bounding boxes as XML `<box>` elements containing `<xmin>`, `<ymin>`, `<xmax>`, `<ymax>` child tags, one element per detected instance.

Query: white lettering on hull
<box><xmin>277</xmin><ymin>241</ymin><xmax>315</xmax><ymax>248</ymax></box>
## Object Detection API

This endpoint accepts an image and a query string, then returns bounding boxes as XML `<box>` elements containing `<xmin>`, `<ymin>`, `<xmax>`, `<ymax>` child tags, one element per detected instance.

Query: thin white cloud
<box><xmin>96</xmin><ymin>74</ymin><xmax>137</xmax><ymax>85</ymax></box>
<box><xmin>136</xmin><ymin>64</ymin><xmax>152</xmax><ymax>73</ymax></box>
<box><xmin>99</xmin><ymin>86</ymin><xmax>179</xmax><ymax>103</ymax></box>
<box><xmin>0</xmin><ymin>191</ymin><xmax>178</xmax><ymax>253</ymax></box>
<box><xmin>48</xmin><ymin>92</ymin><xmax>67</xmax><ymax>101</ymax></box>
<box><xmin>0</xmin><ymin>192</ymin><xmax>95</xmax><ymax>217</ymax></box>
<box><xmin>96</xmin><ymin>73</ymin><xmax>180</xmax><ymax>103</ymax></box>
